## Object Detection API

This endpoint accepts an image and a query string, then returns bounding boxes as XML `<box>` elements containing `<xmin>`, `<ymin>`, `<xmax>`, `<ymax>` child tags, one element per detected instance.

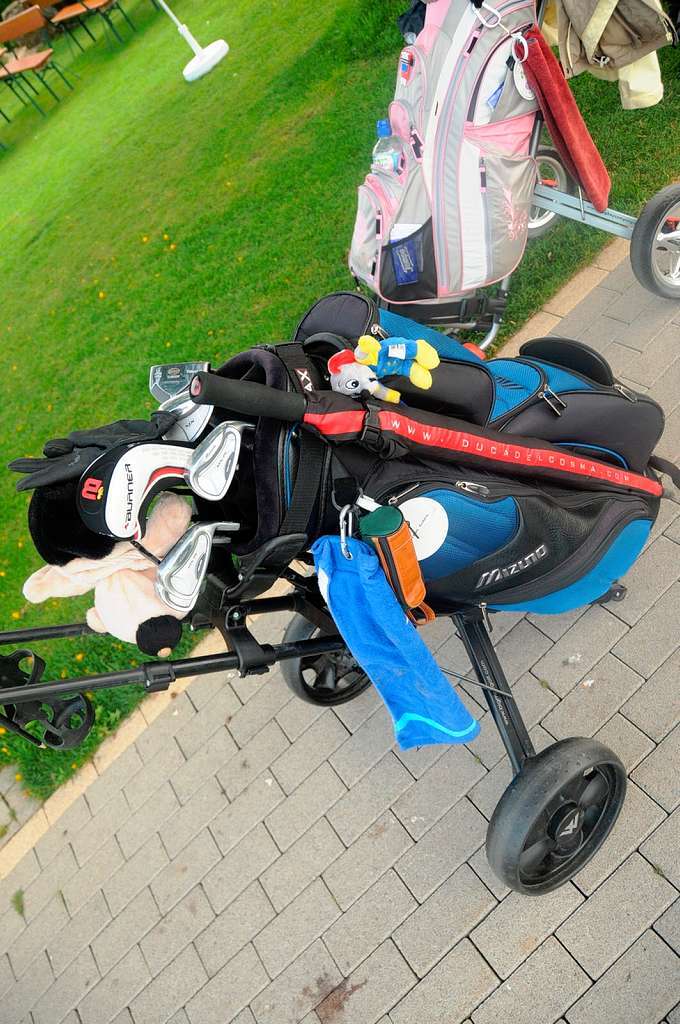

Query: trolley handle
<box><xmin>190</xmin><ymin>372</ymin><xmax>305</xmax><ymax>422</ymax></box>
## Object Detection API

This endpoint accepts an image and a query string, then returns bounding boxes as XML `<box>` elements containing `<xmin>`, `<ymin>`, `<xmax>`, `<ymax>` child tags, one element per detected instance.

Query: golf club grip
<box><xmin>190</xmin><ymin>372</ymin><xmax>305</xmax><ymax>422</ymax></box>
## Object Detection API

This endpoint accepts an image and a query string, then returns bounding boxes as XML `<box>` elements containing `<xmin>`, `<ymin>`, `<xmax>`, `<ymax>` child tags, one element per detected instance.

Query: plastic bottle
<box><xmin>371</xmin><ymin>119</ymin><xmax>404</xmax><ymax>175</ymax></box>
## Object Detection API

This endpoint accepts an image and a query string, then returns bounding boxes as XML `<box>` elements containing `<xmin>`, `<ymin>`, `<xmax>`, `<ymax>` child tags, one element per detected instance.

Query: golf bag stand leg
<box><xmin>454</xmin><ymin>609</ymin><xmax>536</xmax><ymax>775</ymax></box>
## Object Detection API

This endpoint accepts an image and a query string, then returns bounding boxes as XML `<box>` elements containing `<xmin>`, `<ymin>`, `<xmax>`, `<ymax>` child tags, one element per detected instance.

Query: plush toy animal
<box><xmin>328</xmin><ymin>335</ymin><xmax>440</xmax><ymax>405</ymax></box>
<box><xmin>328</xmin><ymin>350</ymin><xmax>401</xmax><ymax>403</ymax></box>
<box><xmin>23</xmin><ymin>493</ymin><xmax>192</xmax><ymax>656</ymax></box>
<box><xmin>355</xmin><ymin>335</ymin><xmax>440</xmax><ymax>390</ymax></box>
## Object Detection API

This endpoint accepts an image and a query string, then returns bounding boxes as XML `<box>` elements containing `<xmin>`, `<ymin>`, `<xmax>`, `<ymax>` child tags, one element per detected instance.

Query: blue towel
<box><xmin>312</xmin><ymin>535</ymin><xmax>480</xmax><ymax>750</ymax></box>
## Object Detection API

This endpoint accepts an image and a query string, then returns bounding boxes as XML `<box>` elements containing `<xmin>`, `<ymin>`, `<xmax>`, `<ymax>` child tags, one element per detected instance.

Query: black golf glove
<box><xmin>8</xmin><ymin>411</ymin><xmax>178</xmax><ymax>492</ymax></box>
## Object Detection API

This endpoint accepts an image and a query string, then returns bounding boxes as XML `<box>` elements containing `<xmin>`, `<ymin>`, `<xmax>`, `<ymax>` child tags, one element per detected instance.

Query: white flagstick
<box><xmin>154</xmin><ymin>0</ymin><xmax>229</xmax><ymax>82</ymax></box>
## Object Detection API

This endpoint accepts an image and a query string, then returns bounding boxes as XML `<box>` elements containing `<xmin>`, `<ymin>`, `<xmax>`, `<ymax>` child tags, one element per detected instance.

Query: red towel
<box><xmin>520</xmin><ymin>26</ymin><xmax>611</xmax><ymax>213</ymax></box>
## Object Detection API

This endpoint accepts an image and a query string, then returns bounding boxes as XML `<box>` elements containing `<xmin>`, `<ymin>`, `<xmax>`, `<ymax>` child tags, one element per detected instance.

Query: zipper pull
<box><xmin>387</xmin><ymin>482</ymin><xmax>420</xmax><ymax>505</ymax></box>
<box><xmin>614</xmin><ymin>382</ymin><xmax>638</xmax><ymax>403</ymax></box>
<box><xmin>371</xmin><ymin>322</ymin><xmax>389</xmax><ymax>340</ymax></box>
<box><xmin>456</xmin><ymin>481</ymin><xmax>490</xmax><ymax>496</ymax></box>
<box><xmin>541</xmin><ymin>387</ymin><xmax>567</xmax><ymax>416</ymax></box>
<box><xmin>479</xmin><ymin>157</ymin><xmax>487</xmax><ymax>192</ymax></box>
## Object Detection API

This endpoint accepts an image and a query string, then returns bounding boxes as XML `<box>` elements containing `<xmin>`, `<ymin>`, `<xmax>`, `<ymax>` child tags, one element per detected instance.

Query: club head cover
<box><xmin>28</xmin><ymin>482</ymin><xmax>116</xmax><ymax>566</ymax></box>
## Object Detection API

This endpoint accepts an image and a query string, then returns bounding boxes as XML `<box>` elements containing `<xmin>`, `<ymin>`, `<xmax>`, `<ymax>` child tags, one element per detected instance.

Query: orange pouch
<box><xmin>359</xmin><ymin>507</ymin><xmax>434</xmax><ymax>623</ymax></box>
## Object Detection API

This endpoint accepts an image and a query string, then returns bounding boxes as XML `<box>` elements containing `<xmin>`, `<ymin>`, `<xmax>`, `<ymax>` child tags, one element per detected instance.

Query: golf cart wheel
<box><xmin>486</xmin><ymin>737</ymin><xmax>626</xmax><ymax>895</ymax></box>
<box><xmin>280</xmin><ymin>614</ymin><xmax>372</xmax><ymax>706</ymax></box>
<box><xmin>631</xmin><ymin>184</ymin><xmax>680</xmax><ymax>299</ymax></box>
<box><xmin>528</xmin><ymin>147</ymin><xmax>576</xmax><ymax>240</ymax></box>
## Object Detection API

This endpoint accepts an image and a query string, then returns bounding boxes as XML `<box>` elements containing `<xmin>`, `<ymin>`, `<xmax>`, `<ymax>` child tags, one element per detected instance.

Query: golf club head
<box><xmin>188</xmin><ymin>421</ymin><xmax>253</xmax><ymax>501</ymax></box>
<box><xmin>149</xmin><ymin>361</ymin><xmax>210</xmax><ymax>403</ymax></box>
<box><xmin>156</xmin><ymin>521</ymin><xmax>238</xmax><ymax>613</ymax></box>
<box><xmin>160</xmin><ymin>392</ymin><xmax>214</xmax><ymax>444</ymax></box>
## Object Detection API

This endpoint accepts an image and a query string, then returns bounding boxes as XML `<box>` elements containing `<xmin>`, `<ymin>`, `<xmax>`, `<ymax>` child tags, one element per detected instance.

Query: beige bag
<box><xmin>556</xmin><ymin>0</ymin><xmax>675</xmax><ymax>75</ymax></box>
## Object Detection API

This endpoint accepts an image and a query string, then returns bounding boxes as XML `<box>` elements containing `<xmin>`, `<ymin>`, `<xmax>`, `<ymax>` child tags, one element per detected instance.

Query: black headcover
<box><xmin>28</xmin><ymin>482</ymin><xmax>115</xmax><ymax>567</ymax></box>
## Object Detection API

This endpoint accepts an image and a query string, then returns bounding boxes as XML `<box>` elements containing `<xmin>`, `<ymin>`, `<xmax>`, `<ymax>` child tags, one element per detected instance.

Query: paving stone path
<box><xmin>0</xmin><ymin>259</ymin><xmax>678</xmax><ymax>1024</ymax></box>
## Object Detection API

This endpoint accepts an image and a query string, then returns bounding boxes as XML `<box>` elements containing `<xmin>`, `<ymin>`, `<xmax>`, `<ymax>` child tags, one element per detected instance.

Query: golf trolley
<box><xmin>0</xmin><ymin>363</ymin><xmax>630</xmax><ymax>897</ymax></box>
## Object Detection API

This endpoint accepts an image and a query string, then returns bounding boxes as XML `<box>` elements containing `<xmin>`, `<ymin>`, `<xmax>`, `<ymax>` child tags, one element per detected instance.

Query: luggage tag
<box><xmin>358</xmin><ymin>504</ymin><xmax>434</xmax><ymax>624</ymax></box>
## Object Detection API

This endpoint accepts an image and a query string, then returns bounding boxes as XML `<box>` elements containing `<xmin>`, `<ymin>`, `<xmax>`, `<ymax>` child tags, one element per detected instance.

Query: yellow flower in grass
<box><xmin>142</xmin><ymin>235</ymin><xmax>150</xmax><ymax>244</ymax></box>
<box><xmin>14</xmin><ymin>773</ymin><xmax>21</xmax><ymax>782</ymax></box>
<box><xmin>11</xmin><ymin>612</ymin><xmax>20</xmax><ymax>621</ymax></box>
<box><xmin>169</xmin><ymin>243</ymin><xmax>177</xmax><ymax>251</ymax></box>
<box><xmin>98</xmin><ymin>291</ymin><xmax>106</xmax><ymax>300</ymax></box>
<box><xmin>163</xmin><ymin>233</ymin><xmax>170</xmax><ymax>241</ymax></box>
<box><xmin>75</xmin><ymin>653</ymin><xmax>84</xmax><ymax>663</ymax></box>
<box><xmin>0</xmin><ymin>728</ymin><xmax>5</xmax><ymax>736</ymax></box>
<box><xmin>1</xmin><ymin>747</ymin><xmax>9</xmax><ymax>755</ymax></box>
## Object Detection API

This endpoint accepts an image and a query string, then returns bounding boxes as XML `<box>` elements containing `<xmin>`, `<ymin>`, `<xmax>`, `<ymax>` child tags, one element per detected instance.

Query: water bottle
<box><xmin>371</xmin><ymin>119</ymin><xmax>404</xmax><ymax>175</ymax></box>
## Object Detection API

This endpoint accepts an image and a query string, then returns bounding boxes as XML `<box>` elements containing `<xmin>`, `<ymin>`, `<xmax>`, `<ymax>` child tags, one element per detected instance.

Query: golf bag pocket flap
<box><xmin>374</xmin><ymin>474</ymin><xmax>657</xmax><ymax>614</ymax></box>
<box><xmin>458</xmin><ymin>127</ymin><xmax>536</xmax><ymax>292</ymax></box>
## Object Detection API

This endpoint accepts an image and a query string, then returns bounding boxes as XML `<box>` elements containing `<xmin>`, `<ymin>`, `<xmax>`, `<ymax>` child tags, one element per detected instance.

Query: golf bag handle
<box><xmin>190</xmin><ymin>372</ymin><xmax>305</xmax><ymax>422</ymax></box>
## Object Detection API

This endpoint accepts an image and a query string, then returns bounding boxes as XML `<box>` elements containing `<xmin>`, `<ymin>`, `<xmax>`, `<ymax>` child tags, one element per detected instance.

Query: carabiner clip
<box><xmin>474</xmin><ymin>1</ymin><xmax>503</xmax><ymax>28</ymax></box>
<box><xmin>339</xmin><ymin>504</ymin><xmax>355</xmax><ymax>561</ymax></box>
<box><xmin>512</xmin><ymin>32</ymin><xmax>529</xmax><ymax>62</ymax></box>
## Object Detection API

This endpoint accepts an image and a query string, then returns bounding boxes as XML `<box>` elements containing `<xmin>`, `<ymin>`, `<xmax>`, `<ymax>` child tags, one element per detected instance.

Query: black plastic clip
<box><xmin>359</xmin><ymin>402</ymin><xmax>386</xmax><ymax>452</ymax></box>
<box><xmin>143</xmin><ymin>663</ymin><xmax>177</xmax><ymax>693</ymax></box>
<box><xmin>224</xmin><ymin>606</ymin><xmax>273</xmax><ymax>677</ymax></box>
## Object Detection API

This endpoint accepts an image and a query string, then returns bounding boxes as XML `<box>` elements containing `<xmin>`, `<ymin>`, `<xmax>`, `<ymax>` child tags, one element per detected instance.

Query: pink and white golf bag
<box><xmin>350</xmin><ymin>0</ymin><xmax>539</xmax><ymax>303</ymax></box>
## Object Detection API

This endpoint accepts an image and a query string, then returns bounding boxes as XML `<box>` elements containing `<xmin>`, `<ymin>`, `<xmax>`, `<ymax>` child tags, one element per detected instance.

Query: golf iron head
<box><xmin>149</xmin><ymin>361</ymin><xmax>210</xmax><ymax>404</ymax></box>
<box><xmin>188</xmin><ymin>421</ymin><xmax>253</xmax><ymax>501</ymax></box>
<box><xmin>156</xmin><ymin>521</ymin><xmax>239</xmax><ymax>614</ymax></box>
<box><xmin>160</xmin><ymin>392</ymin><xmax>214</xmax><ymax>444</ymax></box>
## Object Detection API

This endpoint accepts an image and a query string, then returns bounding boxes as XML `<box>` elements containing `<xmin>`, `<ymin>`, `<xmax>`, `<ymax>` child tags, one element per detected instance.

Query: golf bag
<box><xmin>349</xmin><ymin>0</ymin><xmax>539</xmax><ymax>302</ymax></box>
<box><xmin>193</xmin><ymin>294</ymin><xmax>665</xmax><ymax>615</ymax></box>
<box><xmin>15</xmin><ymin>293</ymin><xmax>671</xmax><ymax>635</ymax></box>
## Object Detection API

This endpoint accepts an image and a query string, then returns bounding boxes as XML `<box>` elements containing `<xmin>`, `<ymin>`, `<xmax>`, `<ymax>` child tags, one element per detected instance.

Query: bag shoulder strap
<box><xmin>649</xmin><ymin>455</ymin><xmax>680</xmax><ymax>490</ymax></box>
<box><xmin>270</xmin><ymin>342</ymin><xmax>329</xmax><ymax>542</ymax></box>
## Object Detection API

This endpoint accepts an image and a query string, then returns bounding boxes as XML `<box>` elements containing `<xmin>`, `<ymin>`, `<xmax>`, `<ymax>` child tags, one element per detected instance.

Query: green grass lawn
<box><xmin>0</xmin><ymin>0</ymin><xmax>678</xmax><ymax>798</ymax></box>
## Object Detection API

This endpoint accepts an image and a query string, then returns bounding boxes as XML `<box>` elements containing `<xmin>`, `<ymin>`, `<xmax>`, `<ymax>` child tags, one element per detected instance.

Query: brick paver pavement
<box><xmin>0</xmin><ymin>261</ymin><xmax>679</xmax><ymax>1023</ymax></box>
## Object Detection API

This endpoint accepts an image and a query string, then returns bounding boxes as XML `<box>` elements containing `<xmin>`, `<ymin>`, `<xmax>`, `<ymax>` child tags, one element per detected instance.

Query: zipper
<box><xmin>387</xmin><ymin>482</ymin><xmax>421</xmax><ymax>505</ymax></box>
<box><xmin>614</xmin><ymin>382</ymin><xmax>638</xmax><ymax>403</ymax></box>
<box><xmin>377</xmin><ymin>475</ymin><xmax>647</xmax><ymax>511</ymax></box>
<box><xmin>376</xmin><ymin>535</ymin><xmax>408</xmax><ymax>607</ymax></box>
<box><xmin>494</xmin><ymin>356</ymin><xmax>659</xmax><ymax>430</ymax></box>
<box><xmin>541</xmin><ymin>387</ymin><xmax>567</xmax><ymax>417</ymax></box>
<box><xmin>456</xmin><ymin>480</ymin><xmax>490</xmax><ymax>496</ymax></box>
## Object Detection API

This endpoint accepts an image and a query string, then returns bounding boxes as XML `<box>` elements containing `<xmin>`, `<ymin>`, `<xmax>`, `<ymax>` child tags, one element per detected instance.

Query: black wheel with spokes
<box><xmin>280</xmin><ymin>614</ymin><xmax>372</xmax><ymax>706</ymax></box>
<box><xmin>486</xmin><ymin>737</ymin><xmax>627</xmax><ymax>895</ymax></box>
